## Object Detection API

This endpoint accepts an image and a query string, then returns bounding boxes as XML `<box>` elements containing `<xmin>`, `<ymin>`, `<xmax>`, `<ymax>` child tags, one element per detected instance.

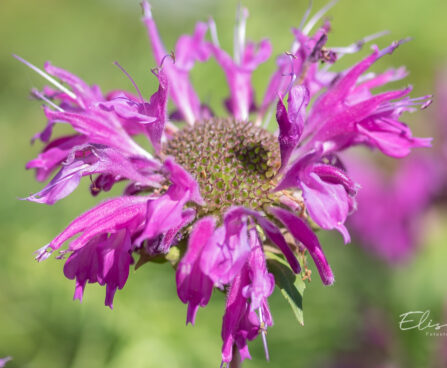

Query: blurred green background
<box><xmin>1</xmin><ymin>0</ymin><xmax>447</xmax><ymax>367</ymax></box>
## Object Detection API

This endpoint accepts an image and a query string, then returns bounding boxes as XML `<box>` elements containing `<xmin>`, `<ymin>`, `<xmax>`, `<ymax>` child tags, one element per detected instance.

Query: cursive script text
<box><xmin>399</xmin><ymin>310</ymin><xmax>447</xmax><ymax>331</ymax></box>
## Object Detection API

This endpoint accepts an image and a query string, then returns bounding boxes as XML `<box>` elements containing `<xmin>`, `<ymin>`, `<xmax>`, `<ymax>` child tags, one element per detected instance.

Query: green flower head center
<box><xmin>163</xmin><ymin>118</ymin><xmax>282</xmax><ymax>214</ymax></box>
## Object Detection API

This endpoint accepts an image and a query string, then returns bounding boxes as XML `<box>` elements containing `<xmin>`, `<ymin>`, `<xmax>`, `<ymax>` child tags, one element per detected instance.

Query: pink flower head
<box><xmin>17</xmin><ymin>1</ymin><xmax>433</xmax><ymax>364</ymax></box>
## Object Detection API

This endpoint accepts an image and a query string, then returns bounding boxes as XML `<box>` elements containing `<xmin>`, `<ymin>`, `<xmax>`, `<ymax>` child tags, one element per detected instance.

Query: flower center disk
<box><xmin>163</xmin><ymin>118</ymin><xmax>281</xmax><ymax>214</ymax></box>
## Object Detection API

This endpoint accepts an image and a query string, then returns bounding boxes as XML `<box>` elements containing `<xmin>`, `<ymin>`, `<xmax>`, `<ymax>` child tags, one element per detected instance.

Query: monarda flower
<box><xmin>347</xmin><ymin>154</ymin><xmax>440</xmax><ymax>263</ymax></box>
<box><xmin>17</xmin><ymin>1</ymin><xmax>431</xmax><ymax>366</ymax></box>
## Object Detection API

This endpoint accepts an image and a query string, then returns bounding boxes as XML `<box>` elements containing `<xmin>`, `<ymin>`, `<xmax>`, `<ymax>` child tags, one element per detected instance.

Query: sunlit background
<box><xmin>1</xmin><ymin>0</ymin><xmax>447</xmax><ymax>367</ymax></box>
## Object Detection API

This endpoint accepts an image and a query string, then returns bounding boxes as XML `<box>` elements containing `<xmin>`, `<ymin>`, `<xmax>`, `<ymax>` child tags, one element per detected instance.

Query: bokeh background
<box><xmin>1</xmin><ymin>0</ymin><xmax>447</xmax><ymax>367</ymax></box>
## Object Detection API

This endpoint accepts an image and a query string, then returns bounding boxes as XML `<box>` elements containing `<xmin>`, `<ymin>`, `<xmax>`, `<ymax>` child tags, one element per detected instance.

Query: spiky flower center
<box><xmin>164</xmin><ymin>118</ymin><xmax>281</xmax><ymax>214</ymax></box>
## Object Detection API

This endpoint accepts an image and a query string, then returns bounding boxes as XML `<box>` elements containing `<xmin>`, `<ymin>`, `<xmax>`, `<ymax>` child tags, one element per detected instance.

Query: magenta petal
<box><xmin>98</xmin><ymin>97</ymin><xmax>157</xmax><ymax>123</ymax></box>
<box><xmin>269</xmin><ymin>206</ymin><xmax>334</xmax><ymax>285</ymax></box>
<box><xmin>309</xmin><ymin>45</ymin><xmax>392</xmax><ymax>122</ymax></box>
<box><xmin>209</xmin><ymin>38</ymin><xmax>271</xmax><ymax>121</ymax></box>
<box><xmin>25</xmin><ymin>145</ymin><xmax>160</xmax><ymax>205</ymax></box>
<box><xmin>242</xmin><ymin>228</ymin><xmax>275</xmax><ymax>311</ymax></box>
<box><xmin>141</xmin><ymin>1</ymin><xmax>209</xmax><ymax>124</ymax></box>
<box><xmin>63</xmin><ymin>229</ymin><xmax>132</xmax><ymax>308</ymax></box>
<box><xmin>276</xmin><ymin>85</ymin><xmax>309</xmax><ymax>170</ymax></box>
<box><xmin>146</xmin><ymin>208</ymin><xmax>196</xmax><ymax>257</ymax></box>
<box><xmin>164</xmin><ymin>157</ymin><xmax>204</xmax><ymax>205</ymax></box>
<box><xmin>276</xmin><ymin>150</ymin><xmax>353</xmax><ymax>242</ymax></box>
<box><xmin>350</xmin><ymin>67</ymin><xmax>408</xmax><ymax>103</ymax></box>
<box><xmin>135</xmin><ymin>195</ymin><xmax>185</xmax><ymax>243</ymax></box>
<box><xmin>259</xmin><ymin>53</ymin><xmax>291</xmax><ymax>118</ymax></box>
<box><xmin>211</xmin><ymin>206</ymin><xmax>301</xmax><ymax>274</ymax></box>
<box><xmin>175</xmin><ymin>21</ymin><xmax>211</xmax><ymax>67</ymax></box>
<box><xmin>275</xmin><ymin>150</ymin><xmax>316</xmax><ymax>192</ymax></box>
<box><xmin>101</xmin><ymin>69</ymin><xmax>169</xmax><ymax>153</ymax></box>
<box><xmin>135</xmin><ymin>158</ymin><xmax>203</xmax><ymax>243</ymax></box>
<box><xmin>144</xmin><ymin>68</ymin><xmax>168</xmax><ymax>153</ymax></box>
<box><xmin>302</xmin><ymin>172</ymin><xmax>351</xmax><ymax>243</ymax></box>
<box><xmin>25</xmin><ymin>159</ymin><xmax>87</xmax><ymax>205</ymax></box>
<box><xmin>255</xmin><ymin>216</ymin><xmax>301</xmax><ymax>274</ymax></box>
<box><xmin>298</xmin><ymin>41</ymin><xmax>431</xmax><ymax>160</ymax></box>
<box><xmin>312</xmin><ymin>163</ymin><xmax>360</xmax><ymax>196</ymax></box>
<box><xmin>26</xmin><ymin>134</ymin><xmax>87</xmax><ymax>182</ymax></box>
<box><xmin>307</xmin><ymin>87</ymin><xmax>413</xmax><ymax>154</ymax></box>
<box><xmin>259</xmin><ymin>21</ymin><xmax>333</xmax><ymax>118</ymax></box>
<box><xmin>47</xmin><ymin>196</ymin><xmax>148</xmax><ymax>253</ymax></box>
<box><xmin>176</xmin><ymin>216</ymin><xmax>215</xmax><ymax>325</ymax></box>
<box><xmin>200</xmin><ymin>210</ymin><xmax>250</xmax><ymax>287</ymax></box>
<box><xmin>64</xmin><ymin>234</ymin><xmax>106</xmax><ymax>301</ymax></box>
<box><xmin>69</xmin><ymin>200</ymin><xmax>147</xmax><ymax>252</ymax></box>
<box><xmin>356</xmin><ymin>124</ymin><xmax>432</xmax><ymax>158</ymax></box>
<box><xmin>44</xmin><ymin>62</ymin><xmax>102</xmax><ymax>108</ymax></box>
<box><xmin>97</xmin><ymin>230</ymin><xmax>132</xmax><ymax>309</ymax></box>
<box><xmin>43</xmin><ymin>107</ymin><xmax>150</xmax><ymax>159</ymax></box>
<box><xmin>221</xmin><ymin>265</ymin><xmax>261</xmax><ymax>364</ymax></box>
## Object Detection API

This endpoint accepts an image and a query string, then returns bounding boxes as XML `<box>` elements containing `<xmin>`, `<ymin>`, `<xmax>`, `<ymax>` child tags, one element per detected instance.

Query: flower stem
<box><xmin>229</xmin><ymin>345</ymin><xmax>241</xmax><ymax>368</ymax></box>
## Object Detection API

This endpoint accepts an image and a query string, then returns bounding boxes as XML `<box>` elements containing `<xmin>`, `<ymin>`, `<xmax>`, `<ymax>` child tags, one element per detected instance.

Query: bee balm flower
<box><xmin>18</xmin><ymin>1</ymin><xmax>431</xmax><ymax>365</ymax></box>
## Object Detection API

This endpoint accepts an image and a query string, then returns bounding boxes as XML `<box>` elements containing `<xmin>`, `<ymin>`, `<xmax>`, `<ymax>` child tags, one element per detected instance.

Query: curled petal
<box><xmin>102</xmin><ymin>69</ymin><xmax>169</xmax><ymax>153</ymax></box>
<box><xmin>269</xmin><ymin>206</ymin><xmax>334</xmax><ymax>285</ymax></box>
<box><xmin>176</xmin><ymin>216</ymin><xmax>215</xmax><ymax>324</ymax></box>
<box><xmin>312</xmin><ymin>163</ymin><xmax>360</xmax><ymax>196</ymax></box>
<box><xmin>307</xmin><ymin>87</ymin><xmax>414</xmax><ymax>155</ymax></box>
<box><xmin>26</xmin><ymin>134</ymin><xmax>87</xmax><ymax>182</ymax></box>
<box><xmin>98</xmin><ymin>97</ymin><xmax>156</xmax><ymax>123</ymax></box>
<box><xmin>144</xmin><ymin>68</ymin><xmax>168</xmax><ymax>153</ymax></box>
<box><xmin>356</xmin><ymin>123</ymin><xmax>432</xmax><ymax>158</ymax></box>
<box><xmin>25</xmin><ymin>145</ymin><xmax>160</xmax><ymax>205</ymax></box>
<box><xmin>301</xmin><ymin>173</ymin><xmax>351</xmax><ymax>243</ymax></box>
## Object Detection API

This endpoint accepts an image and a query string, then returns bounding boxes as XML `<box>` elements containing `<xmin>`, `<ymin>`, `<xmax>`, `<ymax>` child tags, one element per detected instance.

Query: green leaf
<box><xmin>267</xmin><ymin>252</ymin><xmax>306</xmax><ymax>326</ymax></box>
